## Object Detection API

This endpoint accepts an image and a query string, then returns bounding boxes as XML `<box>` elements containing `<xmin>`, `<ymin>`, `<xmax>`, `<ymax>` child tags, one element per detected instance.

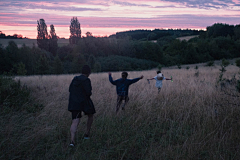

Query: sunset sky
<box><xmin>0</xmin><ymin>0</ymin><xmax>240</xmax><ymax>39</ymax></box>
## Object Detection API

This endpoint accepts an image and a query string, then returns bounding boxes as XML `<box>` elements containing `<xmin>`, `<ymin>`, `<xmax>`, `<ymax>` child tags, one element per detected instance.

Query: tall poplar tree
<box><xmin>69</xmin><ymin>17</ymin><xmax>81</xmax><ymax>44</ymax></box>
<box><xmin>37</xmin><ymin>19</ymin><xmax>49</xmax><ymax>51</ymax></box>
<box><xmin>49</xmin><ymin>24</ymin><xmax>58</xmax><ymax>56</ymax></box>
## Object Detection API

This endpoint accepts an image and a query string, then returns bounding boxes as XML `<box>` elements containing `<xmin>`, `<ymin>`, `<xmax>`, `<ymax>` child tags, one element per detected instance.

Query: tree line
<box><xmin>0</xmin><ymin>19</ymin><xmax>240</xmax><ymax>75</ymax></box>
<box><xmin>111</xmin><ymin>28</ymin><xmax>204</xmax><ymax>41</ymax></box>
<box><xmin>0</xmin><ymin>31</ymin><xmax>27</xmax><ymax>39</ymax></box>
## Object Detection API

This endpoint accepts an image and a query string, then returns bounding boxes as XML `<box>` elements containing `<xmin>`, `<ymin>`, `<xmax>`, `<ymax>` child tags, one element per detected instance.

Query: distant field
<box><xmin>0</xmin><ymin>38</ymin><xmax>69</xmax><ymax>48</ymax></box>
<box><xmin>0</xmin><ymin>36</ymin><xmax>198</xmax><ymax>48</ymax></box>
<box><xmin>176</xmin><ymin>35</ymin><xmax>199</xmax><ymax>41</ymax></box>
<box><xmin>149</xmin><ymin>35</ymin><xmax>199</xmax><ymax>43</ymax></box>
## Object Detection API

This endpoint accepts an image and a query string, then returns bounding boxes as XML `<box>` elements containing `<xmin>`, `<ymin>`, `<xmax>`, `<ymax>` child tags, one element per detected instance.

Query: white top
<box><xmin>154</xmin><ymin>76</ymin><xmax>166</xmax><ymax>88</ymax></box>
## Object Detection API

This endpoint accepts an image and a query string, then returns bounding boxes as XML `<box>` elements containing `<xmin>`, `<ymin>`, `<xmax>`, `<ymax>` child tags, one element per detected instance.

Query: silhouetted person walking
<box><xmin>68</xmin><ymin>65</ymin><xmax>96</xmax><ymax>147</ymax></box>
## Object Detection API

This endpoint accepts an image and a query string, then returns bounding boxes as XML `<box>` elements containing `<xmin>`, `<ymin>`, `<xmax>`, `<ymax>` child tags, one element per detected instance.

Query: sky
<box><xmin>0</xmin><ymin>0</ymin><xmax>240</xmax><ymax>39</ymax></box>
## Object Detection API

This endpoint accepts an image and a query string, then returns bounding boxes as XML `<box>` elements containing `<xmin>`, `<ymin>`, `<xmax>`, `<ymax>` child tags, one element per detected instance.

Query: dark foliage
<box><xmin>206</xmin><ymin>23</ymin><xmax>234</xmax><ymax>38</ymax></box>
<box><xmin>0</xmin><ymin>23</ymin><xmax>240</xmax><ymax>75</ymax></box>
<box><xmin>235</xmin><ymin>58</ymin><xmax>240</xmax><ymax>67</ymax></box>
<box><xmin>112</xmin><ymin>28</ymin><xmax>203</xmax><ymax>40</ymax></box>
<box><xmin>0</xmin><ymin>31</ymin><xmax>27</xmax><ymax>39</ymax></box>
<box><xmin>37</xmin><ymin>19</ymin><xmax>49</xmax><ymax>51</ymax></box>
<box><xmin>98</xmin><ymin>55</ymin><xmax>158</xmax><ymax>72</ymax></box>
<box><xmin>0</xmin><ymin>76</ymin><xmax>43</xmax><ymax>113</ymax></box>
<box><xmin>69</xmin><ymin>17</ymin><xmax>81</xmax><ymax>44</ymax></box>
<box><xmin>49</xmin><ymin>24</ymin><xmax>58</xmax><ymax>56</ymax></box>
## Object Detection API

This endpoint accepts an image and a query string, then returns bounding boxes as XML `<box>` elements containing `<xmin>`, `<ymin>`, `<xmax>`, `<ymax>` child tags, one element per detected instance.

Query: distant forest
<box><xmin>0</xmin><ymin>20</ymin><xmax>240</xmax><ymax>75</ymax></box>
<box><xmin>0</xmin><ymin>31</ymin><xmax>28</xmax><ymax>39</ymax></box>
<box><xmin>111</xmin><ymin>28</ymin><xmax>203</xmax><ymax>40</ymax></box>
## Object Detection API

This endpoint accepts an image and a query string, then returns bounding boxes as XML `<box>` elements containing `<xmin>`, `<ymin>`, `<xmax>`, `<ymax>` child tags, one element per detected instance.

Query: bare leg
<box><xmin>86</xmin><ymin>114</ymin><xmax>93</xmax><ymax>136</ymax></box>
<box><xmin>116</xmin><ymin>96</ymin><xmax>122</xmax><ymax>113</ymax></box>
<box><xmin>122</xmin><ymin>102</ymin><xmax>125</xmax><ymax>110</ymax></box>
<box><xmin>122</xmin><ymin>97</ymin><xmax>129</xmax><ymax>110</ymax></box>
<box><xmin>158</xmin><ymin>88</ymin><xmax>161</xmax><ymax>94</ymax></box>
<box><xmin>116</xmin><ymin>101</ymin><xmax>122</xmax><ymax>113</ymax></box>
<box><xmin>70</xmin><ymin>118</ymin><xmax>80</xmax><ymax>143</ymax></box>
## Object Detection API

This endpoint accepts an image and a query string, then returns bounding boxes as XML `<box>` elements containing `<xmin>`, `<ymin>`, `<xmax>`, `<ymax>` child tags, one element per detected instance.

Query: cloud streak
<box><xmin>0</xmin><ymin>1</ymin><xmax>103</xmax><ymax>12</ymax></box>
<box><xmin>161</xmin><ymin>0</ymin><xmax>239</xmax><ymax>9</ymax></box>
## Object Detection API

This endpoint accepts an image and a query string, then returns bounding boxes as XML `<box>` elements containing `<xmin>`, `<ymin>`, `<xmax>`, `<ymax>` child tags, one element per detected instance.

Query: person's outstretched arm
<box><xmin>129</xmin><ymin>75</ymin><xmax>144</xmax><ymax>85</ymax></box>
<box><xmin>147</xmin><ymin>77</ymin><xmax>155</xmax><ymax>80</ymax></box>
<box><xmin>165</xmin><ymin>77</ymin><xmax>172</xmax><ymax>80</ymax></box>
<box><xmin>109</xmin><ymin>72</ymin><xmax>117</xmax><ymax>85</ymax></box>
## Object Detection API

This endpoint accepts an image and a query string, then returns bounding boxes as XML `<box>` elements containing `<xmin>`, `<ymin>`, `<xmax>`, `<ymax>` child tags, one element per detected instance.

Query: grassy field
<box><xmin>0</xmin><ymin>38</ymin><xmax>69</xmax><ymax>48</ymax></box>
<box><xmin>0</xmin><ymin>35</ymin><xmax>197</xmax><ymax>48</ymax></box>
<box><xmin>176</xmin><ymin>35</ymin><xmax>199</xmax><ymax>41</ymax></box>
<box><xmin>1</xmin><ymin>63</ymin><xmax>240</xmax><ymax>159</ymax></box>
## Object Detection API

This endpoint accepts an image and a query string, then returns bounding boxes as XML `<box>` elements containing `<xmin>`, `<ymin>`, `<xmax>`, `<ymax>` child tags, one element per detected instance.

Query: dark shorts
<box><xmin>71</xmin><ymin>110</ymin><xmax>82</xmax><ymax>119</ymax></box>
<box><xmin>71</xmin><ymin>108</ymin><xmax>95</xmax><ymax>120</ymax></box>
<box><xmin>117</xmin><ymin>95</ymin><xmax>129</xmax><ymax>103</ymax></box>
<box><xmin>69</xmin><ymin>99</ymin><xmax>96</xmax><ymax>120</ymax></box>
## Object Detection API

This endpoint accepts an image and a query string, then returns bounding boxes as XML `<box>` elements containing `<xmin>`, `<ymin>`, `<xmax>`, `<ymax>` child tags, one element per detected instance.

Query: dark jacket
<box><xmin>109</xmin><ymin>75</ymin><xmax>141</xmax><ymax>96</ymax></box>
<box><xmin>68</xmin><ymin>75</ymin><xmax>95</xmax><ymax>114</ymax></box>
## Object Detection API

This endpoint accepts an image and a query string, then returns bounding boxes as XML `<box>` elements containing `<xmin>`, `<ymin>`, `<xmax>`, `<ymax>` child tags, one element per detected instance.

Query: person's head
<box><xmin>121</xmin><ymin>72</ymin><xmax>128</xmax><ymax>79</ymax></box>
<box><xmin>157</xmin><ymin>71</ymin><xmax>161</xmax><ymax>74</ymax></box>
<box><xmin>82</xmin><ymin>65</ymin><xmax>91</xmax><ymax>77</ymax></box>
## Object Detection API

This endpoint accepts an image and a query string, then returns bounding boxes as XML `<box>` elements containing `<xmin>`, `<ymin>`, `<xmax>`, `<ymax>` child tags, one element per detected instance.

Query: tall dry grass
<box><xmin>3</xmin><ymin>64</ymin><xmax>240</xmax><ymax>159</ymax></box>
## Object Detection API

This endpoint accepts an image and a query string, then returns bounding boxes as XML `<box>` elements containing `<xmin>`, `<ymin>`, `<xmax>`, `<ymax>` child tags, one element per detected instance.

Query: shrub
<box><xmin>157</xmin><ymin>64</ymin><xmax>162</xmax><ymax>71</ymax></box>
<box><xmin>195</xmin><ymin>66</ymin><xmax>198</xmax><ymax>69</ymax></box>
<box><xmin>236</xmin><ymin>80</ymin><xmax>240</xmax><ymax>93</ymax></box>
<box><xmin>221</xmin><ymin>58</ymin><xmax>230</xmax><ymax>67</ymax></box>
<box><xmin>0</xmin><ymin>76</ymin><xmax>43</xmax><ymax>113</ymax></box>
<box><xmin>235</xmin><ymin>58</ymin><xmax>240</xmax><ymax>67</ymax></box>
<box><xmin>97</xmin><ymin>55</ymin><xmax>158</xmax><ymax>72</ymax></box>
<box><xmin>206</xmin><ymin>61</ymin><xmax>214</xmax><ymax>66</ymax></box>
<box><xmin>194</xmin><ymin>71</ymin><xmax>199</xmax><ymax>77</ymax></box>
<box><xmin>177</xmin><ymin>64</ymin><xmax>181</xmax><ymax>69</ymax></box>
<box><xmin>186</xmin><ymin>66</ymin><xmax>190</xmax><ymax>70</ymax></box>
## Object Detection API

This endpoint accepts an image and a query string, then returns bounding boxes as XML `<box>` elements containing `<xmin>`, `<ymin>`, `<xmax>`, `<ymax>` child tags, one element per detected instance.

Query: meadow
<box><xmin>0</xmin><ymin>35</ymin><xmax>196</xmax><ymax>48</ymax></box>
<box><xmin>176</xmin><ymin>35</ymin><xmax>199</xmax><ymax>41</ymax></box>
<box><xmin>1</xmin><ymin>63</ymin><xmax>240</xmax><ymax>159</ymax></box>
<box><xmin>0</xmin><ymin>38</ymin><xmax>69</xmax><ymax>48</ymax></box>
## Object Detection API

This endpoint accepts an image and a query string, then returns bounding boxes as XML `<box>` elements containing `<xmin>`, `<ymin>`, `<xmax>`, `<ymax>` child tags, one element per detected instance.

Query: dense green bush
<box><xmin>177</xmin><ymin>64</ymin><xmax>181</xmax><ymax>69</ymax></box>
<box><xmin>0</xmin><ymin>76</ymin><xmax>43</xmax><ymax>113</ymax></box>
<box><xmin>97</xmin><ymin>55</ymin><xmax>158</xmax><ymax>72</ymax></box>
<box><xmin>221</xmin><ymin>58</ymin><xmax>230</xmax><ymax>67</ymax></box>
<box><xmin>236</xmin><ymin>80</ymin><xmax>240</xmax><ymax>93</ymax></box>
<box><xmin>206</xmin><ymin>61</ymin><xmax>214</xmax><ymax>66</ymax></box>
<box><xmin>157</xmin><ymin>64</ymin><xmax>162</xmax><ymax>71</ymax></box>
<box><xmin>1</xmin><ymin>23</ymin><xmax>240</xmax><ymax>75</ymax></box>
<box><xmin>236</xmin><ymin>58</ymin><xmax>240</xmax><ymax>67</ymax></box>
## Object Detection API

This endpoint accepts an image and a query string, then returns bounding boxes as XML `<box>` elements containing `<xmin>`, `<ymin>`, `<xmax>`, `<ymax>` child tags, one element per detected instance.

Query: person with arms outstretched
<box><xmin>109</xmin><ymin>72</ymin><xmax>143</xmax><ymax>113</ymax></box>
<box><xmin>147</xmin><ymin>71</ymin><xmax>172</xmax><ymax>94</ymax></box>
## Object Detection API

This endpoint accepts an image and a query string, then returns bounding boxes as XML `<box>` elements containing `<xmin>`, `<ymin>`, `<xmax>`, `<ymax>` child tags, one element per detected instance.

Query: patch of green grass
<box><xmin>0</xmin><ymin>76</ymin><xmax>43</xmax><ymax>113</ymax></box>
